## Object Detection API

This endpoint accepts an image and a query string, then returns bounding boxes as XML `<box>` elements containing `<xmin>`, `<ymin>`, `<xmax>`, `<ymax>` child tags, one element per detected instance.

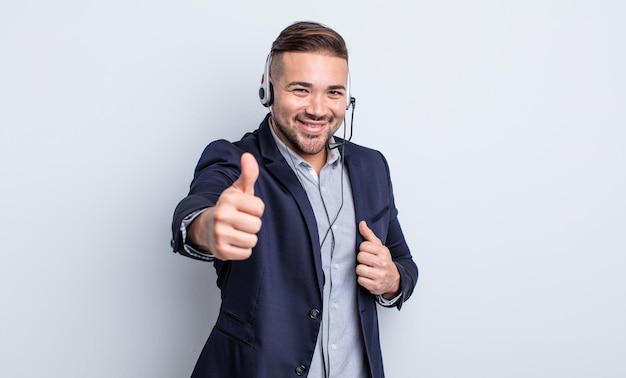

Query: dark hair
<box><xmin>270</xmin><ymin>21</ymin><xmax>348</xmax><ymax>78</ymax></box>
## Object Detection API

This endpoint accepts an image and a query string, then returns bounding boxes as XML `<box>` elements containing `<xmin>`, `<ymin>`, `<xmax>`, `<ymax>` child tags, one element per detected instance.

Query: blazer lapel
<box><xmin>343</xmin><ymin>145</ymin><xmax>366</xmax><ymax>247</ymax></box>
<box><xmin>257</xmin><ymin>118</ymin><xmax>325</xmax><ymax>294</ymax></box>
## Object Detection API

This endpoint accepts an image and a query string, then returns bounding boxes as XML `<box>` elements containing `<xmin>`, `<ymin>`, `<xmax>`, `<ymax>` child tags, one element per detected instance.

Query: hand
<box><xmin>356</xmin><ymin>221</ymin><xmax>400</xmax><ymax>299</ymax></box>
<box><xmin>188</xmin><ymin>153</ymin><xmax>265</xmax><ymax>260</ymax></box>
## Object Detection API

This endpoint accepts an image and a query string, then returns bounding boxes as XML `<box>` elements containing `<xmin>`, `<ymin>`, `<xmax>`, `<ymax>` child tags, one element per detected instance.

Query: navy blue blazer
<box><xmin>171</xmin><ymin>115</ymin><xmax>418</xmax><ymax>378</ymax></box>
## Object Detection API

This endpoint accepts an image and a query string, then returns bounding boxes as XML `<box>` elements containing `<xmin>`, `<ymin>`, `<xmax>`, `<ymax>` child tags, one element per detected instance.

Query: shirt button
<box><xmin>309</xmin><ymin>309</ymin><xmax>320</xmax><ymax>319</ymax></box>
<box><xmin>331</xmin><ymin>344</ymin><xmax>338</xmax><ymax>350</ymax></box>
<box><xmin>295</xmin><ymin>365</ymin><xmax>307</xmax><ymax>376</ymax></box>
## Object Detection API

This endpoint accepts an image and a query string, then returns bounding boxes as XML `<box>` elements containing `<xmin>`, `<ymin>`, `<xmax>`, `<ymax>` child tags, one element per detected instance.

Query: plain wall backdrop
<box><xmin>1</xmin><ymin>1</ymin><xmax>625</xmax><ymax>377</ymax></box>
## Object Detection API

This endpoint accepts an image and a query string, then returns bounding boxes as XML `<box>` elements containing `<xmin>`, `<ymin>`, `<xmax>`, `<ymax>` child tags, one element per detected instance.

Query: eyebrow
<box><xmin>328</xmin><ymin>84</ymin><xmax>346</xmax><ymax>91</ymax></box>
<box><xmin>287</xmin><ymin>81</ymin><xmax>312</xmax><ymax>88</ymax></box>
<box><xmin>287</xmin><ymin>82</ymin><xmax>346</xmax><ymax>90</ymax></box>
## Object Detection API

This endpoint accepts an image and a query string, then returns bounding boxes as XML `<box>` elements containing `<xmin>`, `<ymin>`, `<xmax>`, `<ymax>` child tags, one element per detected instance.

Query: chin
<box><xmin>296</xmin><ymin>138</ymin><xmax>328</xmax><ymax>155</ymax></box>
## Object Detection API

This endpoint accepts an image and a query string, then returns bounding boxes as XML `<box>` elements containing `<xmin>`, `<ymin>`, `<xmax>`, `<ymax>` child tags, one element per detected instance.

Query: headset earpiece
<box><xmin>259</xmin><ymin>54</ymin><xmax>273</xmax><ymax>107</ymax></box>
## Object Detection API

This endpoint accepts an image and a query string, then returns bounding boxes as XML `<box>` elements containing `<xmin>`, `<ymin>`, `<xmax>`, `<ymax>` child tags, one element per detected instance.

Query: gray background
<box><xmin>1</xmin><ymin>0</ymin><xmax>625</xmax><ymax>377</ymax></box>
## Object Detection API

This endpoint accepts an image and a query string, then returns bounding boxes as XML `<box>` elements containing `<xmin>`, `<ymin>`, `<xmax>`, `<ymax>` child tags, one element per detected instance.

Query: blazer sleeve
<box><xmin>381</xmin><ymin>153</ymin><xmax>418</xmax><ymax>310</ymax></box>
<box><xmin>170</xmin><ymin>140</ymin><xmax>244</xmax><ymax>259</ymax></box>
<box><xmin>386</xmin><ymin>207</ymin><xmax>418</xmax><ymax>310</ymax></box>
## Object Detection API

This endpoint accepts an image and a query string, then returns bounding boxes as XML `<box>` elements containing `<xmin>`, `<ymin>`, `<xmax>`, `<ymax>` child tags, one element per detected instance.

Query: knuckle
<box><xmin>213</xmin><ymin>221</ymin><xmax>227</xmax><ymax>237</ymax></box>
<box><xmin>214</xmin><ymin>239</ymin><xmax>228</xmax><ymax>253</ymax></box>
<box><xmin>239</xmin><ymin>248</ymin><xmax>253</xmax><ymax>260</ymax></box>
<box><xmin>212</xmin><ymin>207</ymin><xmax>228</xmax><ymax>223</ymax></box>
<box><xmin>219</xmin><ymin>189</ymin><xmax>235</xmax><ymax>203</ymax></box>
<box><xmin>257</xmin><ymin>199</ymin><xmax>266</xmax><ymax>215</ymax></box>
<box><xmin>248</xmin><ymin>234</ymin><xmax>259</xmax><ymax>248</ymax></box>
<box><xmin>253</xmin><ymin>218</ymin><xmax>263</xmax><ymax>232</ymax></box>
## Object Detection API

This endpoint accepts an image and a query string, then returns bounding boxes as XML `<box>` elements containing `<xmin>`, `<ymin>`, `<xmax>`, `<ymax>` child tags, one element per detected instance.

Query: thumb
<box><xmin>359</xmin><ymin>220</ymin><xmax>381</xmax><ymax>244</ymax></box>
<box><xmin>233</xmin><ymin>152</ymin><xmax>259</xmax><ymax>194</ymax></box>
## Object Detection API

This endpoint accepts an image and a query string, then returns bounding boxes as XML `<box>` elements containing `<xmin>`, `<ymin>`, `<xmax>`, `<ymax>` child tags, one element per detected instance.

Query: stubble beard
<box><xmin>272</xmin><ymin>114</ymin><xmax>340</xmax><ymax>156</ymax></box>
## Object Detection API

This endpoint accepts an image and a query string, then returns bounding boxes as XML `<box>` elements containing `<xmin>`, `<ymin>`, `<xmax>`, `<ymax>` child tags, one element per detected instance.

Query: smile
<box><xmin>298</xmin><ymin>119</ymin><xmax>327</xmax><ymax>135</ymax></box>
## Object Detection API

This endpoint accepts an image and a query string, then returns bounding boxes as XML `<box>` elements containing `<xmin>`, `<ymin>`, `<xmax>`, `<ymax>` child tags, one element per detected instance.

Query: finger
<box><xmin>217</xmin><ymin>228</ymin><xmax>259</xmax><ymax>250</ymax></box>
<box><xmin>356</xmin><ymin>250</ymin><xmax>377</xmax><ymax>266</ymax></box>
<box><xmin>356</xmin><ymin>275</ymin><xmax>384</xmax><ymax>296</ymax></box>
<box><xmin>218</xmin><ymin>188</ymin><xmax>265</xmax><ymax>218</ymax></box>
<box><xmin>232</xmin><ymin>152</ymin><xmax>259</xmax><ymax>195</ymax></box>
<box><xmin>356</xmin><ymin>263</ymin><xmax>375</xmax><ymax>279</ymax></box>
<box><xmin>214</xmin><ymin>244</ymin><xmax>254</xmax><ymax>261</ymax></box>
<box><xmin>232</xmin><ymin>212</ymin><xmax>263</xmax><ymax>234</ymax></box>
<box><xmin>212</xmin><ymin>226</ymin><xmax>259</xmax><ymax>260</ymax></box>
<box><xmin>213</xmin><ymin>202</ymin><xmax>263</xmax><ymax>233</ymax></box>
<box><xmin>359</xmin><ymin>220</ymin><xmax>381</xmax><ymax>244</ymax></box>
<box><xmin>238</xmin><ymin>196</ymin><xmax>265</xmax><ymax>218</ymax></box>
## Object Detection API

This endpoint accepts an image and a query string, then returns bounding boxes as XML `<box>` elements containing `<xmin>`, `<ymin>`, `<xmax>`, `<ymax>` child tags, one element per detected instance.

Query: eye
<box><xmin>292</xmin><ymin>87</ymin><xmax>309</xmax><ymax>96</ymax></box>
<box><xmin>328</xmin><ymin>90</ymin><xmax>344</xmax><ymax>99</ymax></box>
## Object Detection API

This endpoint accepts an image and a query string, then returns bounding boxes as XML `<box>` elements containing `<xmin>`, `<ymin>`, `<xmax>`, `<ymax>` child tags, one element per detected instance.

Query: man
<box><xmin>171</xmin><ymin>21</ymin><xmax>418</xmax><ymax>378</ymax></box>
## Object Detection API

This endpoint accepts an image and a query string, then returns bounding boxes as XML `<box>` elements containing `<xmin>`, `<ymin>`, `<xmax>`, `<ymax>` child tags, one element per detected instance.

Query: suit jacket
<box><xmin>171</xmin><ymin>114</ymin><xmax>418</xmax><ymax>378</ymax></box>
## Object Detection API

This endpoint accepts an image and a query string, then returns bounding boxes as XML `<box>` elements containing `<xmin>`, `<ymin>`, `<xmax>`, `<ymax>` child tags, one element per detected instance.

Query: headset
<box><xmin>258</xmin><ymin>53</ymin><xmax>355</xmax><ymax>111</ymax></box>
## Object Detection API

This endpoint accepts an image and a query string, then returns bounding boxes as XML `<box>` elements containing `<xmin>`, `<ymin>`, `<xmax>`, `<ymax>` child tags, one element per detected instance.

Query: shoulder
<box><xmin>344</xmin><ymin>141</ymin><xmax>391</xmax><ymax>171</ymax></box>
<box><xmin>195</xmin><ymin>130</ymin><xmax>262</xmax><ymax>170</ymax></box>
<box><xmin>194</xmin><ymin>139</ymin><xmax>242</xmax><ymax>174</ymax></box>
<box><xmin>346</xmin><ymin>141</ymin><xmax>384</xmax><ymax>157</ymax></box>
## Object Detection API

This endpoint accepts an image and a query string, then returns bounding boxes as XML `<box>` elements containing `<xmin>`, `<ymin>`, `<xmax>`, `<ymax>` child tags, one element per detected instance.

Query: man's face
<box><xmin>270</xmin><ymin>51</ymin><xmax>349</xmax><ymax>162</ymax></box>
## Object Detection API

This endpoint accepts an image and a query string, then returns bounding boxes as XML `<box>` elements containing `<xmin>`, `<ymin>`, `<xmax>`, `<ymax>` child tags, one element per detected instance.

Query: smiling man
<box><xmin>170</xmin><ymin>21</ymin><xmax>418</xmax><ymax>378</ymax></box>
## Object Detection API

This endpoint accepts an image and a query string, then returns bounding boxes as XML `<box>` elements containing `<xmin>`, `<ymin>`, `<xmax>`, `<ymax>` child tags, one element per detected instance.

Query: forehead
<box><xmin>275</xmin><ymin>51</ymin><xmax>348</xmax><ymax>83</ymax></box>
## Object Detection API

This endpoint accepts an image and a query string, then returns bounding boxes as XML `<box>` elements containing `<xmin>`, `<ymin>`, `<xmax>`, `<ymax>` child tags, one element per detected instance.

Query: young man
<box><xmin>171</xmin><ymin>21</ymin><xmax>418</xmax><ymax>378</ymax></box>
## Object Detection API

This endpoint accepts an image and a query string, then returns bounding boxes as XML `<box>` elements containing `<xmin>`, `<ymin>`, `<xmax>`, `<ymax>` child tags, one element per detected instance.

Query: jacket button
<box><xmin>309</xmin><ymin>309</ymin><xmax>320</xmax><ymax>319</ymax></box>
<box><xmin>295</xmin><ymin>365</ymin><xmax>307</xmax><ymax>376</ymax></box>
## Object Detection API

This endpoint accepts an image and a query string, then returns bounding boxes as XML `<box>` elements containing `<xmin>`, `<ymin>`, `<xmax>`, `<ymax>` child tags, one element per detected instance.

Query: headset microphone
<box><xmin>328</xmin><ymin>96</ymin><xmax>356</xmax><ymax>149</ymax></box>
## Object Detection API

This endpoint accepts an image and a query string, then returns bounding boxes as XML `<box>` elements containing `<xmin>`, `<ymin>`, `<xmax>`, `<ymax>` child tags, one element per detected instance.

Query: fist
<box><xmin>188</xmin><ymin>153</ymin><xmax>265</xmax><ymax>260</ymax></box>
<box><xmin>355</xmin><ymin>221</ymin><xmax>400</xmax><ymax>298</ymax></box>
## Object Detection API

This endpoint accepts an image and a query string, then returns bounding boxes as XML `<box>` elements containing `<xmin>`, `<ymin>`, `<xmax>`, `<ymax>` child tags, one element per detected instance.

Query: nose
<box><xmin>305</xmin><ymin>93</ymin><xmax>327</xmax><ymax>120</ymax></box>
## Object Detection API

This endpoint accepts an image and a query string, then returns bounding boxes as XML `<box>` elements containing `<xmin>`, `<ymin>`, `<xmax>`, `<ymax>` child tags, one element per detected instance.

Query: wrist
<box><xmin>382</xmin><ymin>267</ymin><xmax>401</xmax><ymax>299</ymax></box>
<box><xmin>186</xmin><ymin>208</ymin><xmax>215</xmax><ymax>254</ymax></box>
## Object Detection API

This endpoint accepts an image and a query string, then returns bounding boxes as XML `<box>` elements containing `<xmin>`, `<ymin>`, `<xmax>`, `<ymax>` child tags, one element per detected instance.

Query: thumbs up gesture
<box><xmin>356</xmin><ymin>221</ymin><xmax>401</xmax><ymax>299</ymax></box>
<box><xmin>187</xmin><ymin>153</ymin><xmax>265</xmax><ymax>261</ymax></box>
